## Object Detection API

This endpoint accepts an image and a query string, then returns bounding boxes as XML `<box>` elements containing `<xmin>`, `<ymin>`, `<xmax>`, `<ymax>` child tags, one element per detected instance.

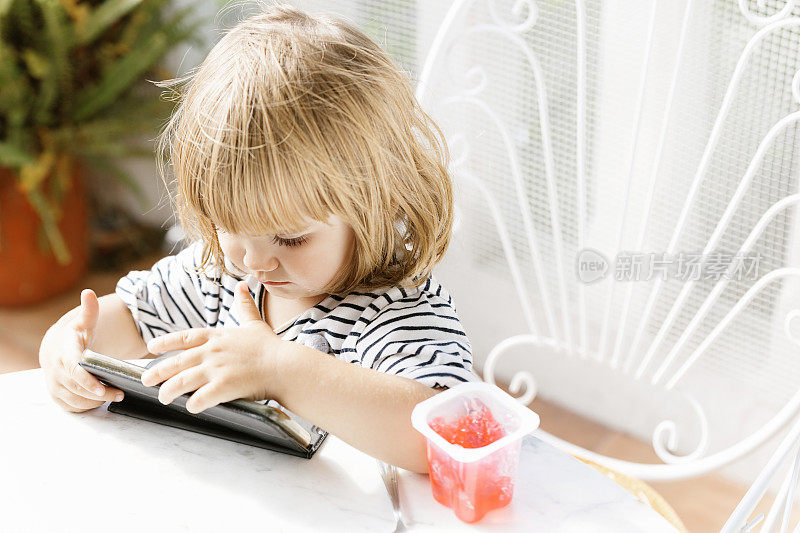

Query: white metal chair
<box><xmin>411</xmin><ymin>0</ymin><xmax>800</xmax><ymax>530</ymax></box>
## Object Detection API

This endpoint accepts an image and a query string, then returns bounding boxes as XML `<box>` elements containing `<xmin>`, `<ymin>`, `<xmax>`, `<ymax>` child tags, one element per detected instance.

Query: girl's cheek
<box><xmin>221</xmin><ymin>244</ymin><xmax>247</xmax><ymax>274</ymax></box>
<box><xmin>224</xmin><ymin>241</ymin><xmax>245</xmax><ymax>265</ymax></box>
<box><xmin>276</xmin><ymin>251</ymin><xmax>312</xmax><ymax>282</ymax></box>
<box><xmin>308</xmin><ymin>248</ymin><xmax>343</xmax><ymax>285</ymax></box>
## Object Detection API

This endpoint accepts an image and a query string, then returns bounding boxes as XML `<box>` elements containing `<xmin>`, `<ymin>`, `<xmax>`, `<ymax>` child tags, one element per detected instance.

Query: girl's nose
<box><xmin>243</xmin><ymin>252</ymin><xmax>279</xmax><ymax>272</ymax></box>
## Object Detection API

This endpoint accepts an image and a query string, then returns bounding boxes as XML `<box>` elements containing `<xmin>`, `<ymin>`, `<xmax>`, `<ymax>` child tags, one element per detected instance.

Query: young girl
<box><xmin>38</xmin><ymin>2</ymin><xmax>481</xmax><ymax>473</ymax></box>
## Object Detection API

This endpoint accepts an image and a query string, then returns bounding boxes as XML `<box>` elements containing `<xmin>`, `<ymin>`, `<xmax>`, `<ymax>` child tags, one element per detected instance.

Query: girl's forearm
<box><xmin>272</xmin><ymin>342</ymin><xmax>441</xmax><ymax>473</ymax></box>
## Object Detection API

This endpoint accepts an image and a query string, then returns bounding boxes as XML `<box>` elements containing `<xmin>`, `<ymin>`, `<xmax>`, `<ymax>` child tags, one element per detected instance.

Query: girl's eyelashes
<box><xmin>272</xmin><ymin>235</ymin><xmax>308</xmax><ymax>247</ymax></box>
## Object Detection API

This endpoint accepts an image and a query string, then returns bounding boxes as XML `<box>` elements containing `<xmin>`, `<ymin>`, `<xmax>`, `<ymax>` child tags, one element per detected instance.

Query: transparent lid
<box><xmin>411</xmin><ymin>382</ymin><xmax>540</xmax><ymax>463</ymax></box>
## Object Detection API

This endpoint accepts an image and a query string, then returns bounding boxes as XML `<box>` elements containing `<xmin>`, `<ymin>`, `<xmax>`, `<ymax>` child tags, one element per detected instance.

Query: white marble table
<box><xmin>0</xmin><ymin>362</ymin><xmax>678</xmax><ymax>532</ymax></box>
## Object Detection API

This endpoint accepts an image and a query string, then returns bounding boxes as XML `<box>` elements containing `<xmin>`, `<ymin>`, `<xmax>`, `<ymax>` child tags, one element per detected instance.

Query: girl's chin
<box><xmin>262</xmin><ymin>282</ymin><xmax>308</xmax><ymax>295</ymax></box>
<box><xmin>263</xmin><ymin>284</ymin><xmax>329</xmax><ymax>303</ymax></box>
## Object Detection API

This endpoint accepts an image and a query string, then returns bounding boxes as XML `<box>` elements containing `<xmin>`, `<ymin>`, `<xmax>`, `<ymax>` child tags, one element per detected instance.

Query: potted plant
<box><xmin>0</xmin><ymin>0</ymin><xmax>206</xmax><ymax>306</ymax></box>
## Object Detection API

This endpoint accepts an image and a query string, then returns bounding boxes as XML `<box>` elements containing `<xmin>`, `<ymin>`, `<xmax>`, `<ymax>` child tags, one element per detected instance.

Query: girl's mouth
<box><xmin>262</xmin><ymin>281</ymin><xmax>291</xmax><ymax>286</ymax></box>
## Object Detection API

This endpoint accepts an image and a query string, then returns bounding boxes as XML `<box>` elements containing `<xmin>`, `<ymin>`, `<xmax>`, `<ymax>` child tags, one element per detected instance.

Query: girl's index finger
<box><xmin>147</xmin><ymin>328</ymin><xmax>211</xmax><ymax>354</ymax></box>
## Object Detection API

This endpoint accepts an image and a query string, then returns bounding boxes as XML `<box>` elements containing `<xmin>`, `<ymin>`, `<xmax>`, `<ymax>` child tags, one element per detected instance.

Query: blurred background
<box><xmin>4</xmin><ymin>1</ymin><xmax>800</xmax><ymax>531</ymax></box>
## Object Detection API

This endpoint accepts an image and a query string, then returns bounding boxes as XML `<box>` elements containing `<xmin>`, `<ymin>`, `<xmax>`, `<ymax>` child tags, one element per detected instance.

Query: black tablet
<box><xmin>78</xmin><ymin>349</ymin><xmax>328</xmax><ymax>458</ymax></box>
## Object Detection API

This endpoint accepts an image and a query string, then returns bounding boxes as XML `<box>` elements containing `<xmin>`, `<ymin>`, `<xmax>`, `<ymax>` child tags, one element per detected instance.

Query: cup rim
<box><xmin>411</xmin><ymin>382</ymin><xmax>540</xmax><ymax>463</ymax></box>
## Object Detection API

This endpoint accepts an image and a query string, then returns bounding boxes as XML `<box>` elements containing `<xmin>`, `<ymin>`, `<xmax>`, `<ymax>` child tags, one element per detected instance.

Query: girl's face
<box><xmin>217</xmin><ymin>213</ymin><xmax>355</xmax><ymax>300</ymax></box>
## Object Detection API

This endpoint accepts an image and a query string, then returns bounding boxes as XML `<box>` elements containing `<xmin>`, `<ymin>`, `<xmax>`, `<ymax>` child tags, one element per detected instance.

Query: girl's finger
<box><xmin>52</xmin><ymin>395</ymin><xmax>94</xmax><ymax>413</ymax></box>
<box><xmin>57</xmin><ymin>390</ymin><xmax>104</xmax><ymax>411</ymax></box>
<box><xmin>141</xmin><ymin>347</ymin><xmax>204</xmax><ymax>387</ymax></box>
<box><xmin>63</xmin><ymin>358</ymin><xmax>116</xmax><ymax>398</ymax></box>
<box><xmin>147</xmin><ymin>328</ymin><xmax>212</xmax><ymax>355</ymax></box>
<box><xmin>233</xmin><ymin>281</ymin><xmax>263</xmax><ymax>324</ymax></box>
<box><xmin>74</xmin><ymin>289</ymin><xmax>100</xmax><ymax>341</ymax></box>
<box><xmin>185</xmin><ymin>381</ymin><xmax>227</xmax><ymax>414</ymax></box>
<box><xmin>61</xmin><ymin>374</ymin><xmax>123</xmax><ymax>403</ymax></box>
<box><xmin>53</xmin><ymin>396</ymin><xmax>81</xmax><ymax>413</ymax></box>
<box><xmin>158</xmin><ymin>365</ymin><xmax>208</xmax><ymax>406</ymax></box>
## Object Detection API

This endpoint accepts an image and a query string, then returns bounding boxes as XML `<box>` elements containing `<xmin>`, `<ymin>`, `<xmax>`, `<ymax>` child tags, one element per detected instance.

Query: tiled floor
<box><xmin>0</xmin><ymin>255</ymin><xmax>787</xmax><ymax>533</ymax></box>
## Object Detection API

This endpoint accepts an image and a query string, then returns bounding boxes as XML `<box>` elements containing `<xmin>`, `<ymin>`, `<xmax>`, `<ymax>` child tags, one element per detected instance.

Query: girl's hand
<box><xmin>140</xmin><ymin>281</ymin><xmax>287</xmax><ymax>413</ymax></box>
<box><xmin>39</xmin><ymin>289</ymin><xmax>125</xmax><ymax>412</ymax></box>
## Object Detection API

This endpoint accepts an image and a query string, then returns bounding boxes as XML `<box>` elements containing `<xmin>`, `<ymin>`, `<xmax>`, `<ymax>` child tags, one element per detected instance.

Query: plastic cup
<box><xmin>411</xmin><ymin>382</ymin><xmax>540</xmax><ymax>523</ymax></box>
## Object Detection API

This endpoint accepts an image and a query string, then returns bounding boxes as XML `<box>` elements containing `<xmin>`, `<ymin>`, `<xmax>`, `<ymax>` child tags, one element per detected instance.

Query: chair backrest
<box><xmin>722</xmin><ymin>411</ymin><xmax>800</xmax><ymax>532</ymax></box>
<box><xmin>414</xmin><ymin>0</ymin><xmax>800</xmax><ymax>491</ymax></box>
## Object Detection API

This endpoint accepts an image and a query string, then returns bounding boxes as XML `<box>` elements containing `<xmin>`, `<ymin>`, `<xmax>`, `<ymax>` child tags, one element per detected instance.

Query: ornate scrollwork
<box><xmin>738</xmin><ymin>0</ymin><xmax>798</xmax><ymax>26</ymax></box>
<box><xmin>487</xmin><ymin>0</ymin><xmax>539</xmax><ymax>33</ymax></box>
<box><xmin>792</xmin><ymin>69</ymin><xmax>800</xmax><ymax>104</ymax></box>
<box><xmin>652</xmin><ymin>391</ymin><xmax>710</xmax><ymax>464</ymax></box>
<box><xmin>483</xmin><ymin>334</ymin><xmax>542</xmax><ymax>406</ymax></box>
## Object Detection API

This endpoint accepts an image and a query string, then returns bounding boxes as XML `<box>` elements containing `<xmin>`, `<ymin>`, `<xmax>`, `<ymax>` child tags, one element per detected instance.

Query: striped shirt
<box><xmin>115</xmin><ymin>241</ymin><xmax>481</xmax><ymax>389</ymax></box>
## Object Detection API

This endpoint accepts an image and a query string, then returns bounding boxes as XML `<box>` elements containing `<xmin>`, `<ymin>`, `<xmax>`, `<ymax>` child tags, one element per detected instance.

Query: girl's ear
<box><xmin>392</xmin><ymin>213</ymin><xmax>412</xmax><ymax>260</ymax></box>
<box><xmin>394</xmin><ymin>214</ymin><xmax>408</xmax><ymax>236</ymax></box>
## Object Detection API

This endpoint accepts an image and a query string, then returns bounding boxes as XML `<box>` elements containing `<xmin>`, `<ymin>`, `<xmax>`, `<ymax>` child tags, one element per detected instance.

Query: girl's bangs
<box><xmin>194</xmin><ymin>141</ymin><xmax>333</xmax><ymax>237</ymax></box>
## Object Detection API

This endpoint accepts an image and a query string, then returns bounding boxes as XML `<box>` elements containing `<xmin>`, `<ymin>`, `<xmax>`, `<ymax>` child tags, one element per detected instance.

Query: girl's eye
<box><xmin>272</xmin><ymin>235</ymin><xmax>308</xmax><ymax>247</ymax></box>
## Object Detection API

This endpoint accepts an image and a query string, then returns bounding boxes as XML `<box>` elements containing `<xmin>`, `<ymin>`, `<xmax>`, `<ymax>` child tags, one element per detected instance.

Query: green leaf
<box><xmin>78</xmin><ymin>0</ymin><xmax>143</xmax><ymax>46</ymax></box>
<box><xmin>127</xmin><ymin>1</ymin><xmax>205</xmax><ymax>60</ymax></box>
<box><xmin>71</xmin><ymin>30</ymin><xmax>168</xmax><ymax>121</ymax></box>
<box><xmin>7</xmin><ymin>0</ymin><xmax>37</xmax><ymax>38</ymax></box>
<box><xmin>0</xmin><ymin>142</ymin><xmax>35</xmax><ymax>167</ymax></box>
<box><xmin>35</xmin><ymin>0</ymin><xmax>74</xmax><ymax>122</ymax></box>
<box><xmin>116</xmin><ymin>8</ymin><xmax>150</xmax><ymax>51</ymax></box>
<box><xmin>27</xmin><ymin>188</ymin><xmax>71</xmax><ymax>264</ymax></box>
<box><xmin>0</xmin><ymin>43</ymin><xmax>20</xmax><ymax>80</ymax></box>
<box><xmin>125</xmin><ymin>0</ymin><xmax>174</xmax><ymax>48</ymax></box>
<box><xmin>70</xmin><ymin>94</ymin><xmax>168</xmax><ymax>142</ymax></box>
<box><xmin>0</xmin><ymin>45</ymin><xmax>33</xmax><ymax>130</ymax></box>
<box><xmin>0</xmin><ymin>0</ymin><xmax>13</xmax><ymax>19</ymax></box>
<box><xmin>21</xmin><ymin>48</ymin><xmax>49</xmax><ymax>79</ymax></box>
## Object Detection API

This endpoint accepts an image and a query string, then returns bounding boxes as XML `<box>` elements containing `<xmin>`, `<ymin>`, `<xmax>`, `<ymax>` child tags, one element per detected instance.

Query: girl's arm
<box><xmin>273</xmin><ymin>341</ymin><xmax>442</xmax><ymax>473</ymax></box>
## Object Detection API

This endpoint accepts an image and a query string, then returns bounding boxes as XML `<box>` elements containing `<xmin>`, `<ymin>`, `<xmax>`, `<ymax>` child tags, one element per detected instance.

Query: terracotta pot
<box><xmin>0</xmin><ymin>160</ymin><xmax>89</xmax><ymax>306</ymax></box>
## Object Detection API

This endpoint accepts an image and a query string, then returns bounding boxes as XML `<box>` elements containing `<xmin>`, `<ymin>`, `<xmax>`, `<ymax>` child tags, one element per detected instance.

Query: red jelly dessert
<box><xmin>430</xmin><ymin>402</ymin><xmax>507</xmax><ymax>448</ymax></box>
<box><xmin>426</xmin><ymin>401</ymin><xmax>519</xmax><ymax>523</ymax></box>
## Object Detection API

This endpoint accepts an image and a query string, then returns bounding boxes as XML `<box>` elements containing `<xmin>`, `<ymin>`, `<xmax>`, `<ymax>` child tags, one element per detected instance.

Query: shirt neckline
<box><xmin>257</xmin><ymin>284</ymin><xmax>340</xmax><ymax>335</ymax></box>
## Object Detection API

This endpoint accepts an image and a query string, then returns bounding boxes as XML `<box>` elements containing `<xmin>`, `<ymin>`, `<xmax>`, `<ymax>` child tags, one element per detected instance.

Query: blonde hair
<box><xmin>153</xmin><ymin>1</ymin><xmax>454</xmax><ymax>295</ymax></box>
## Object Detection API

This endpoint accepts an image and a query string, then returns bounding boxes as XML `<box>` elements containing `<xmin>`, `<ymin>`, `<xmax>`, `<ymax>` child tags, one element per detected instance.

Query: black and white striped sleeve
<box><xmin>354</xmin><ymin>295</ymin><xmax>482</xmax><ymax>390</ymax></box>
<box><xmin>115</xmin><ymin>242</ymin><xmax>211</xmax><ymax>345</ymax></box>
